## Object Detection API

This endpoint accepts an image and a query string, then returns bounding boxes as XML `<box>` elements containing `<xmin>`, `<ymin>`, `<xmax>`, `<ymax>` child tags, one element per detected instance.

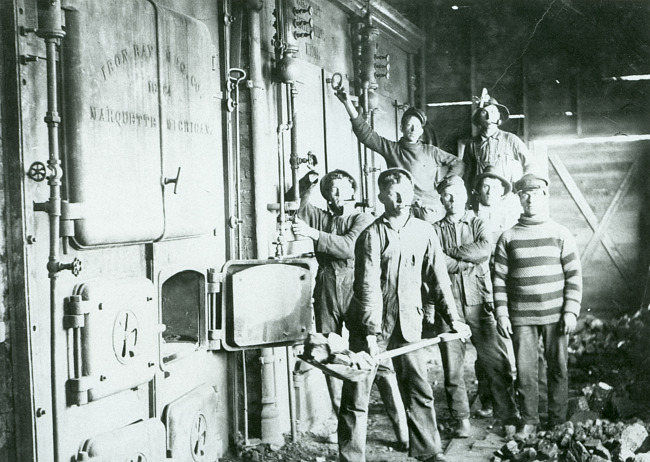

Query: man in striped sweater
<box><xmin>493</xmin><ymin>173</ymin><xmax>582</xmax><ymax>438</ymax></box>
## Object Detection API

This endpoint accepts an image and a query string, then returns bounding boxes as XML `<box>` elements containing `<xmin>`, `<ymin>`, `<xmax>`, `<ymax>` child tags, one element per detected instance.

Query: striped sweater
<box><xmin>493</xmin><ymin>216</ymin><xmax>582</xmax><ymax>325</ymax></box>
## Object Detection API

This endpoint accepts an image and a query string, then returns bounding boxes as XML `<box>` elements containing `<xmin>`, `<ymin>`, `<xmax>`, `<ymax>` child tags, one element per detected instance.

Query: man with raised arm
<box><xmin>336</xmin><ymin>90</ymin><xmax>464</xmax><ymax>224</ymax></box>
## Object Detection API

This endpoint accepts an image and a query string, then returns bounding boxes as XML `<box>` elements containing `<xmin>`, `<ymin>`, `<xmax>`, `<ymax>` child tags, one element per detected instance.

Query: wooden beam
<box><xmin>581</xmin><ymin>155</ymin><xmax>641</xmax><ymax>267</ymax></box>
<box><xmin>548</xmin><ymin>152</ymin><xmax>634</xmax><ymax>288</ymax></box>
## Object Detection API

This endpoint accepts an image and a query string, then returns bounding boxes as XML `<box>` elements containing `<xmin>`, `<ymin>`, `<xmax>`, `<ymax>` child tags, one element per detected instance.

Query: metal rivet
<box><xmin>26</xmin><ymin>235</ymin><xmax>37</xmax><ymax>244</ymax></box>
<box><xmin>36</xmin><ymin>408</ymin><xmax>46</xmax><ymax>417</ymax></box>
<box><xmin>99</xmin><ymin>375</ymin><xmax>107</xmax><ymax>381</ymax></box>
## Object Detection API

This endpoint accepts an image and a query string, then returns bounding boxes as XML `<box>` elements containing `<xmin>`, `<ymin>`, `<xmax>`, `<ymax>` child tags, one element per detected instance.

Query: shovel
<box><xmin>299</xmin><ymin>331</ymin><xmax>470</xmax><ymax>382</ymax></box>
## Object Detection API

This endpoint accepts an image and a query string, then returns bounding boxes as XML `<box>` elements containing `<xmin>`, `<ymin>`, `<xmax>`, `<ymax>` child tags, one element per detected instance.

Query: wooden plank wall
<box><xmin>547</xmin><ymin>140</ymin><xmax>650</xmax><ymax>318</ymax></box>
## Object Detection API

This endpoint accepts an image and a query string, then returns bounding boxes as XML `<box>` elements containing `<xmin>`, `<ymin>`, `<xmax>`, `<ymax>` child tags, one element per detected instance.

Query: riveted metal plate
<box><xmin>220</xmin><ymin>259</ymin><xmax>315</xmax><ymax>350</ymax></box>
<box><xmin>77</xmin><ymin>418</ymin><xmax>166</xmax><ymax>461</ymax></box>
<box><xmin>73</xmin><ymin>277</ymin><xmax>158</xmax><ymax>403</ymax></box>
<box><xmin>163</xmin><ymin>384</ymin><xmax>222</xmax><ymax>461</ymax></box>
<box><xmin>62</xmin><ymin>0</ymin><xmax>220</xmax><ymax>246</ymax></box>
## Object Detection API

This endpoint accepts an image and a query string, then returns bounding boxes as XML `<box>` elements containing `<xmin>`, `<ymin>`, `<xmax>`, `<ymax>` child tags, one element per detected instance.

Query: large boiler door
<box><xmin>62</xmin><ymin>0</ymin><xmax>220</xmax><ymax>246</ymax></box>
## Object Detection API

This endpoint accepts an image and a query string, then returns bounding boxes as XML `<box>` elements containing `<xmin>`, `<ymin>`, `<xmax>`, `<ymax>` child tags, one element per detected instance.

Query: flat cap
<box><xmin>401</xmin><ymin>107</ymin><xmax>427</xmax><ymax>127</ymax></box>
<box><xmin>514</xmin><ymin>173</ymin><xmax>549</xmax><ymax>193</ymax></box>
<box><xmin>320</xmin><ymin>169</ymin><xmax>357</xmax><ymax>198</ymax></box>
<box><xmin>436</xmin><ymin>175</ymin><xmax>465</xmax><ymax>194</ymax></box>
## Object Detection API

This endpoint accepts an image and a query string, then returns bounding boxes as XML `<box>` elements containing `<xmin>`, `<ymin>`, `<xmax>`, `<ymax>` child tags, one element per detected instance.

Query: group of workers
<box><xmin>292</xmin><ymin>87</ymin><xmax>583</xmax><ymax>462</ymax></box>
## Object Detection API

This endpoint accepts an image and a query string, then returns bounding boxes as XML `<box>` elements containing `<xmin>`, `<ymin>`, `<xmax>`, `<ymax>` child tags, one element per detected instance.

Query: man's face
<box><xmin>327</xmin><ymin>178</ymin><xmax>355</xmax><ymax>215</ymax></box>
<box><xmin>440</xmin><ymin>184</ymin><xmax>468</xmax><ymax>216</ymax></box>
<box><xmin>478</xmin><ymin>177</ymin><xmax>505</xmax><ymax>207</ymax></box>
<box><xmin>378</xmin><ymin>180</ymin><xmax>414</xmax><ymax>217</ymax></box>
<box><xmin>476</xmin><ymin>105</ymin><xmax>501</xmax><ymax>130</ymax></box>
<box><xmin>519</xmin><ymin>188</ymin><xmax>549</xmax><ymax>217</ymax></box>
<box><xmin>401</xmin><ymin>116</ymin><xmax>424</xmax><ymax>143</ymax></box>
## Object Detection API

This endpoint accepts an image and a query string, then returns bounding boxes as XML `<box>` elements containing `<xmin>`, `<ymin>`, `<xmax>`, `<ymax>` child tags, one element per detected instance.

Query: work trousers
<box><xmin>512</xmin><ymin>323</ymin><xmax>568</xmax><ymax>427</ymax></box>
<box><xmin>338</xmin><ymin>335</ymin><xmax>442</xmax><ymax>462</ymax></box>
<box><xmin>327</xmin><ymin>365</ymin><xmax>408</xmax><ymax>444</ymax></box>
<box><xmin>438</xmin><ymin>303</ymin><xmax>517</xmax><ymax>423</ymax></box>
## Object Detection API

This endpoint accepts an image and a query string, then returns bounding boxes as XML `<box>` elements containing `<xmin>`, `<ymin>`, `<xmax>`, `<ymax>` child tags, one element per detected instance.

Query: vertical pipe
<box><xmin>247</xmin><ymin>0</ymin><xmax>267</xmax><ymax>259</ymax></box>
<box><xmin>407</xmin><ymin>54</ymin><xmax>415</xmax><ymax>107</ymax></box>
<box><xmin>289</xmin><ymin>83</ymin><xmax>300</xmax><ymax>202</ymax></box>
<box><xmin>39</xmin><ymin>2</ymin><xmax>65</xmax><ymax>461</ymax></box>
<box><xmin>418</xmin><ymin>46</ymin><xmax>427</xmax><ymax>114</ymax></box>
<box><xmin>362</xmin><ymin>88</ymin><xmax>370</xmax><ymax>212</ymax></box>
<box><xmin>286</xmin><ymin>346</ymin><xmax>297</xmax><ymax>441</ymax></box>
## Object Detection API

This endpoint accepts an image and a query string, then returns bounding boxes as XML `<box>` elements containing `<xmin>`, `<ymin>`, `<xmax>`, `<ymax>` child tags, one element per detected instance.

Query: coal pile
<box><xmin>492</xmin><ymin>307</ymin><xmax>650</xmax><ymax>461</ymax></box>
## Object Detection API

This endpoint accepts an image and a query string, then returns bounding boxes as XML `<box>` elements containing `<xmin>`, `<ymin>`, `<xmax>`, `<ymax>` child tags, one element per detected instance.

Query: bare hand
<box><xmin>335</xmin><ymin>88</ymin><xmax>349</xmax><ymax>104</ymax></box>
<box><xmin>561</xmin><ymin>313</ymin><xmax>577</xmax><ymax>335</ymax></box>
<box><xmin>450</xmin><ymin>320</ymin><xmax>471</xmax><ymax>339</ymax></box>
<box><xmin>306</xmin><ymin>170</ymin><xmax>319</xmax><ymax>185</ymax></box>
<box><xmin>496</xmin><ymin>316</ymin><xmax>513</xmax><ymax>339</ymax></box>
<box><xmin>366</xmin><ymin>335</ymin><xmax>379</xmax><ymax>357</ymax></box>
<box><xmin>291</xmin><ymin>218</ymin><xmax>319</xmax><ymax>240</ymax></box>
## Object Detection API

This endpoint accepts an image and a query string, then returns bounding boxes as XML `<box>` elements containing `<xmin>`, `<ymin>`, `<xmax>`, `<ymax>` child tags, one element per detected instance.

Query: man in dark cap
<box><xmin>338</xmin><ymin>168</ymin><xmax>469</xmax><ymax>462</ymax></box>
<box><xmin>494</xmin><ymin>173</ymin><xmax>582</xmax><ymax>439</ymax></box>
<box><xmin>463</xmin><ymin>97</ymin><xmax>534</xmax><ymax>208</ymax></box>
<box><xmin>336</xmin><ymin>90</ymin><xmax>464</xmax><ymax>224</ymax></box>
<box><xmin>290</xmin><ymin>169</ymin><xmax>408</xmax><ymax>447</ymax></box>
<box><xmin>471</xmin><ymin>166</ymin><xmax>519</xmax><ymax>420</ymax></box>
<box><xmin>431</xmin><ymin>175</ymin><xmax>518</xmax><ymax>439</ymax></box>
<box><xmin>472</xmin><ymin>166</ymin><xmax>518</xmax><ymax>259</ymax></box>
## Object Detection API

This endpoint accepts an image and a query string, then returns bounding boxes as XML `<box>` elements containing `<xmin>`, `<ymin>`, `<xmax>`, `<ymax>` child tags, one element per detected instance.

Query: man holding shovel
<box><xmin>337</xmin><ymin>168</ymin><xmax>470</xmax><ymax>462</ymax></box>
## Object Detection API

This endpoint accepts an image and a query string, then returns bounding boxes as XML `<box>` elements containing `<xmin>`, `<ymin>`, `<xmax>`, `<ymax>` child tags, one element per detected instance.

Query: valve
<box><xmin>293</xmin><ymin>18</ymin><xmax>314</xmax><ymax>27</ymax></box>
<box><xmin>328</xmin><ymin>72</ymin><xmax>344</xmax><ymax>92</ymax></box>
<box><xmin>375</xmin><ymin>71</ymin><xmax>390</xmax><ymax>80</ymax></box>
<box><xmin>27</xmin><ymin>161</ymin><xmax>47</xmax><ymax>182</ymax></box>
<box><xmin>59</xmin><ymin>258</ymin><xmax>82</xmax><ymax>277</ymax></box>
<box><xmin>289</xmin><ymin>151</ymin><xmax>318</xmax><ymax>169</ymax></box>
<box><xmin>293</xmin><ymin>30</ymin><xmax>314</xmax><ymax>40</ymax></box>
<box><xmin>375</xmin><ymin>54</ymin><xmax>390</xmax><ymax>62</ymax></box>
<box><xmin>374</xmin><ymin>63</ymin><xmax>390</xmax><ymax>71</ymax></box>
<box><xmin>293</xmin><ymin>6</ymin><xmax>313</xmax><ymax>15</ymax></box>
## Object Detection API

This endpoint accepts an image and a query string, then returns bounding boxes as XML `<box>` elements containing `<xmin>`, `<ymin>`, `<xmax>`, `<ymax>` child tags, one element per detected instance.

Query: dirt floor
<box><xmin>225</xmin><ymin>344</ymin><xmax>487</xmax><ymax>462</ymax></box>
<box><xmin>223</xmin><ymin>313</ymin><xmax>650</xmax><ymax>462</ymax></box>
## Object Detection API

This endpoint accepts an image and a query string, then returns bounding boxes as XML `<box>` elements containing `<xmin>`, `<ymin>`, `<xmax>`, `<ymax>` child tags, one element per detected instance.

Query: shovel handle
<box><xmin>374</xmin><ymin>331</ymin><xmax>469</xmax><ymax>361</ymax></box>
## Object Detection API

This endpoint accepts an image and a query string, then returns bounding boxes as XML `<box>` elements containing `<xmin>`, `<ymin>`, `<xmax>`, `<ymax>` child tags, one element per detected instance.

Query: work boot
<box><xmin>514</xmin><ymin>424</ymin><xmax>536</xmax><ymax>442</ymax></box>
<box><xmin>423</xmin><ymin>453</ymin><xmax>447</xmax><ymax>462</ymax></box>
<box><xmin>453</xmin><ymin>419</ymin><xmax>472</xmax><ymax>438</ymax></box>
<box><xmin>475</xmin><ymin>406</ymin><xmax>494</xmax><ymax>418</ymax></box>
<box><xmin>492</xmin><ymin>424</ymin><xmax>517</xmax><ymax>439</ymax></box>
<box><xmin>394</xmin><ymin>440</ymin><xmax>409</xmax><ymax>452</ymax></box>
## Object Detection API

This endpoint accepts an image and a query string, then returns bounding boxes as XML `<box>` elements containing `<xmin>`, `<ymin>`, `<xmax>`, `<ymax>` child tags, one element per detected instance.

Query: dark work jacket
<box><xmin>433</xmin><ymin>211</ymin><xmax>493</xmax><ymax>309</ymax></box>
<box><xmin>297</xmin><ymin>198</ymin><xmax>374</xmax><ymax>324</ymax></box>
<box><xmin>351</xmin><ymin>214</ymin><xmax>459</xmax><ymax>347</ymax></box>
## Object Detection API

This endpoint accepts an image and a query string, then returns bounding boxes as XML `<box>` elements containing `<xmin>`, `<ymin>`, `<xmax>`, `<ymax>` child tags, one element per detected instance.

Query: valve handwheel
<box><xmin>330</xmin><ymin>72</ymin><xmax>344</xmax><ymax>92</ymax></box>
<box><xmin>28</xmin><ymin>161</ymin><xmax>47</xmax><ymax>182</ymax></box>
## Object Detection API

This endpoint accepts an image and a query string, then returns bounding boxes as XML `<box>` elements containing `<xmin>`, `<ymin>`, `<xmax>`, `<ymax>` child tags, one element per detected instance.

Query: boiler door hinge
<box><xmin>60</xmin><ymin>201</ymin><xmax>83</xmax><ymax>238</ymax></box>
<box><xmin>67</xmin><ymin>375</ymin><xmax>94</xmax><ymax>406</ymax></box>
<box><xmin>207</xmin><ymin>268</ymin><xmax>224</xmax><ymax>294</ymax></box>
<box><xmin>207</xmin><ymin>268</ymin><xmax>225</xmax><ymax>350</ymax></box>
<box><xmin>63</xmin><ymin>294</ymin><xmax>90</xmax><ymax>329</ymax></box>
